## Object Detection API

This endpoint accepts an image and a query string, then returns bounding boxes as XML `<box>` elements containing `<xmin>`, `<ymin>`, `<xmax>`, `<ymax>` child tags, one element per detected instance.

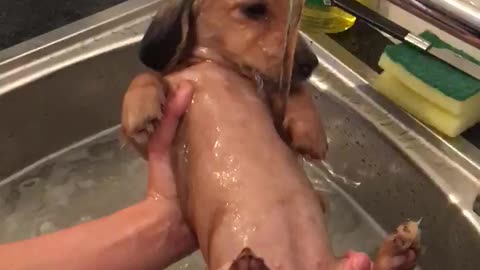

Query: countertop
<box><xmin>1</xmin><ymin>0</ymin><xmax>479</xmax><ymax>146</ymax></box>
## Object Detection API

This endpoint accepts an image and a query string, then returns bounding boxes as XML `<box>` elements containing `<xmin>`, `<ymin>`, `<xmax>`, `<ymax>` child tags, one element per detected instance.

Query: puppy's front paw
<box><xmin>287</xmin><ymin>118</ymin><xmax>328</xmax><ymax>160</ymax></box>
<box><xmin>284</xmin><ymin>85</ymin><xmax>328</xmax><ymax>160</ymax></box>
<box><xmin>121</xmin><ymin>74</ymin><xmax>167</xmax><ymax>157</ymax></box>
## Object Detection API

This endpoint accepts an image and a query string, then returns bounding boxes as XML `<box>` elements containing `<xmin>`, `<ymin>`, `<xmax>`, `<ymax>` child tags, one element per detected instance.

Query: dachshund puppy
<box><xmin>122</xmin><ymin>0</ymin><xmax>419</xmax><ymax>269</ymax></box>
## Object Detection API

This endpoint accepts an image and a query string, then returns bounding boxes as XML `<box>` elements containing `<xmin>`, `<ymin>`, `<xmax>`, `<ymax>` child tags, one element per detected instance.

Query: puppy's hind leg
<box><xmin>121</xmin><ymin>72</ymin><xmax>168</xmax><ymax>158</ymax></box>
<box><xmin>372</xmin><ymin>221</ymin><xmax>421</xmax><ymax>270</ymax></box>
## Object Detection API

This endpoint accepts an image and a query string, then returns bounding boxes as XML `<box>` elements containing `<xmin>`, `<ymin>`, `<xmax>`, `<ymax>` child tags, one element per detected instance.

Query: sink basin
<box><xmin>1</xmin><ymin>0</ymin><xmax>479</xmax><ymax>269</ymax></box>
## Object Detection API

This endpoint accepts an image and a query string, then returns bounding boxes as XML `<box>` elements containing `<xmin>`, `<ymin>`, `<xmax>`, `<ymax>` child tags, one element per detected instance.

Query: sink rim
<box><xmin>0</xmin><ymin>0</ymin><xmax>479</xmax><ymax>233</ymax></box>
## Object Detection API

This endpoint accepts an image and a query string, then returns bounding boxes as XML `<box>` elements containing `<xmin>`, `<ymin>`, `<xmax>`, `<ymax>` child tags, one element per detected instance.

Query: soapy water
<box><xmin>0</xmin><ymin>127</ymin><xmax>386</xmax><ymax>268</ymax></box>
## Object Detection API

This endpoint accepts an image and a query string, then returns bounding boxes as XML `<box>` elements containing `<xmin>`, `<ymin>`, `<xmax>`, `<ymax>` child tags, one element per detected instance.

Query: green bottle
<box><xmin>301</xmin><ymin>0</ymin><xmax>370</xmax><ymax>34</ymax></box>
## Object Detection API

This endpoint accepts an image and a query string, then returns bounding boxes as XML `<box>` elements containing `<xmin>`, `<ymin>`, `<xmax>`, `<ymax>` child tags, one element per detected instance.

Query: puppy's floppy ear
<box><xmin>139</xmin><ymin>0</ymin><xmax>193</xmax><ymax>72</ymax></box>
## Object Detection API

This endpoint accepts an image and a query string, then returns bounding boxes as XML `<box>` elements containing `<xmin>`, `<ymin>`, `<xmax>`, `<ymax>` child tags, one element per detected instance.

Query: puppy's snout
<box><xmin>296</xmin><ymin>54</ymin><xmax>319</xmax><ymax>80</ymax></box>
<box><xmin>293</xmin><ymin>37</ymin><xmax>319</xmax><ymax>81</ymax></box>
<box><xmin>300</xmin><ymin>57</ymin><xmax>318</xmax><ymax>78</ymax></box>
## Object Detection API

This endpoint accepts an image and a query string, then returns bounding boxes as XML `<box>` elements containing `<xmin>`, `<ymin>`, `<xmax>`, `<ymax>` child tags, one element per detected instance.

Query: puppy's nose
<box><xmin>299</xmin><ymin>56</ymin><xmax>319</xmax><ymax>78</ymax></box>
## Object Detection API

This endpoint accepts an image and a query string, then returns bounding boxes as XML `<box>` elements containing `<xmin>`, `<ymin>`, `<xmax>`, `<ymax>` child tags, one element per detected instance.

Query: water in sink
<box><xmin>0</xmin><ymin>127</ymin><xmax>386</xmax><ymax>268</ymax></box>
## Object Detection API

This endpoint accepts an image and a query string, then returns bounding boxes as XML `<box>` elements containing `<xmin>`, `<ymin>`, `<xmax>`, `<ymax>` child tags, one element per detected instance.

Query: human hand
<box><xmin>146</xmin><ymin>80</ymin><xmax>192</xmax><ymax>202</ymax></box>
<box><xmin>0</xmin><ymin>83</ymin><xmax>196</xmax><ymax>270</ymax></box>
<box><xmin>145</xmin><ymin>80</ymin><xmax>198</xmax><ymax>256</ymax></box>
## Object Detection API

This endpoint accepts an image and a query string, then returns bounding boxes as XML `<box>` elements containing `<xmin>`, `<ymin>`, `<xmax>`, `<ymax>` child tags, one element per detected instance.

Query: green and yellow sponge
<box><xmin>374</xmin><ymin>31</ymin><xmax>480</xmax><ymax>137</ymax></box>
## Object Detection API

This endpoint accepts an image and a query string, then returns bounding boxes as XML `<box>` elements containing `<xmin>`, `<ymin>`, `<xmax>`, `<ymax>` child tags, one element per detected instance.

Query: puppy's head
<box><xmin>139</xmin><ymin>0</ymin><xmax>307</xmax><ymax>128</ymax></box>
<box><xmin>193</xmin><ymin>0</ymin><xmax>304</xmax><ymax>81</ymax></box>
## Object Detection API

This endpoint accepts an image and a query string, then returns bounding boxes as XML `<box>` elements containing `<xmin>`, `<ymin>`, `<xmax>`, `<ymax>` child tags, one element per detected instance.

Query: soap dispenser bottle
<box><xmin>301</xmin><ymin>0</ymin><xmax>374</xmax><ymax>34</ymax></box>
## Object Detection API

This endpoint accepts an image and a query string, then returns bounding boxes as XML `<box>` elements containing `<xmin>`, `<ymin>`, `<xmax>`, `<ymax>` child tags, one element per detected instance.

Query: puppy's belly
<box><xmin>210</xmin><ymin>193</ymin><xmax>336</xmax><ymax>270</ymax></box>
<box><xmin>167</xmin><ymin>63</ymin><xmax>335</xmax><ymax>269</ymax></box>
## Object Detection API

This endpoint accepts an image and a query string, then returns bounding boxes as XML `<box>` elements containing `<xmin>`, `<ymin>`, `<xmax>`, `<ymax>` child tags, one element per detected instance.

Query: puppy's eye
<box><xmin>241</xmin><ymin>3</ymin><xmax>267</xmax><ymax>20</ymax></box>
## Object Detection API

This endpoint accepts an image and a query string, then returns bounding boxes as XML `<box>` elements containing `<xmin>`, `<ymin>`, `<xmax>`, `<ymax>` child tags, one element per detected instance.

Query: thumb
<box><xmin>146</xmin><ymin>80</ymin><xmax>193</xmax><ymax>200</ymax></box>
<box><xmin>148</xmin><ymin>80</ymin><xmax>194</xmax><ymax>161</ymax></box>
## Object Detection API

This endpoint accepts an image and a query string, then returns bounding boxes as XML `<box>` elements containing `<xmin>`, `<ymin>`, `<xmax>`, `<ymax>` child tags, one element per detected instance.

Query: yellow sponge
<box><xmin>373</xmin><ymin>72</ymin><xmax>479</xmax><ymax>137</ymax></box>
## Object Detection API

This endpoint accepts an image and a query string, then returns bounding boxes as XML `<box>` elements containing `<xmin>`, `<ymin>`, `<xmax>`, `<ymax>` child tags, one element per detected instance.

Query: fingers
<box><xmin>336</xmin><ymin>251</ymin><xmax>372</xmax><ymax>270</ymax></box>
<box><xmin>374</xmin><ymin>249</ymin><xmax>416</xmax><ymax>270</ymax></box>
<box><xmin>166</xmin><ymin>80</ymin><xmax>195</xmax><ymax>118</ymax></box>
<box><xmin>148</xmin><ymin>80</ymin><xmax>194</xmax><ymax>161</ymax></box>
<box><xmin>389</xmin><ymin>250</ymin><xmax>416</xmax><ymax>270</ymax></box>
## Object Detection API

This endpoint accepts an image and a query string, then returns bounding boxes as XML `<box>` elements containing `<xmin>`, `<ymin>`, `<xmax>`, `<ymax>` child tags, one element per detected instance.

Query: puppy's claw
<box><xmin>144</xmin><ymin>116</ymin><xmax>161</xmax><ymax>137</ymax></box>
<box><xmin>145</xmin><ymin>121</ymin><xmax>156</xmax><ymax>134</ymax></box>
<box><xmin>132</xmin><ymin>131</ymin><xmax>150</xmax><ymax>146</ymax></box>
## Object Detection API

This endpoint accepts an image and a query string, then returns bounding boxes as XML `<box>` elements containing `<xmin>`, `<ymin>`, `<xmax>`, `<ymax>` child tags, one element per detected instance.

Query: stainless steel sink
<box><xmin>0</xmin><ymin>0</ymin><xmax>479</xmax><ymax>269</ymax></box>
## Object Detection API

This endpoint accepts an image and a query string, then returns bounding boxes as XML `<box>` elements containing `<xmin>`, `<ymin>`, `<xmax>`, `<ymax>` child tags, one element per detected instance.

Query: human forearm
<box><xmin>0</xmin><ymin>199</ymin><xmax>196</xmax><ymax>270</ymax></box>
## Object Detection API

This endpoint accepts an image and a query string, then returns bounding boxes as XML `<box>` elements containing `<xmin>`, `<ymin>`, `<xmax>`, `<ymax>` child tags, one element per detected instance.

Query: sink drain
<box><xmin>473</xmin><ymin>195</ymin><xmax>480</xmax><ymax>217</ymax></box>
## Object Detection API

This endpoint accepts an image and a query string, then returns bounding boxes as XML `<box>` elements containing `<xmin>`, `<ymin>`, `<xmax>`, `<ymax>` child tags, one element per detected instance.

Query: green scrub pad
<box><xmin>378</xmin><ymin>31</ymin><xmax>480</xmax><ymax>117</ymax></box>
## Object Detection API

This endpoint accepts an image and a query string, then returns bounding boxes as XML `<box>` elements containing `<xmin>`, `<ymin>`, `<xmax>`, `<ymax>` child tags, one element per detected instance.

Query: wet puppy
<box><xmin>122</xmin><ymin>0</ymin><xmax>420</xmax><ymax>269</ymax></box>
